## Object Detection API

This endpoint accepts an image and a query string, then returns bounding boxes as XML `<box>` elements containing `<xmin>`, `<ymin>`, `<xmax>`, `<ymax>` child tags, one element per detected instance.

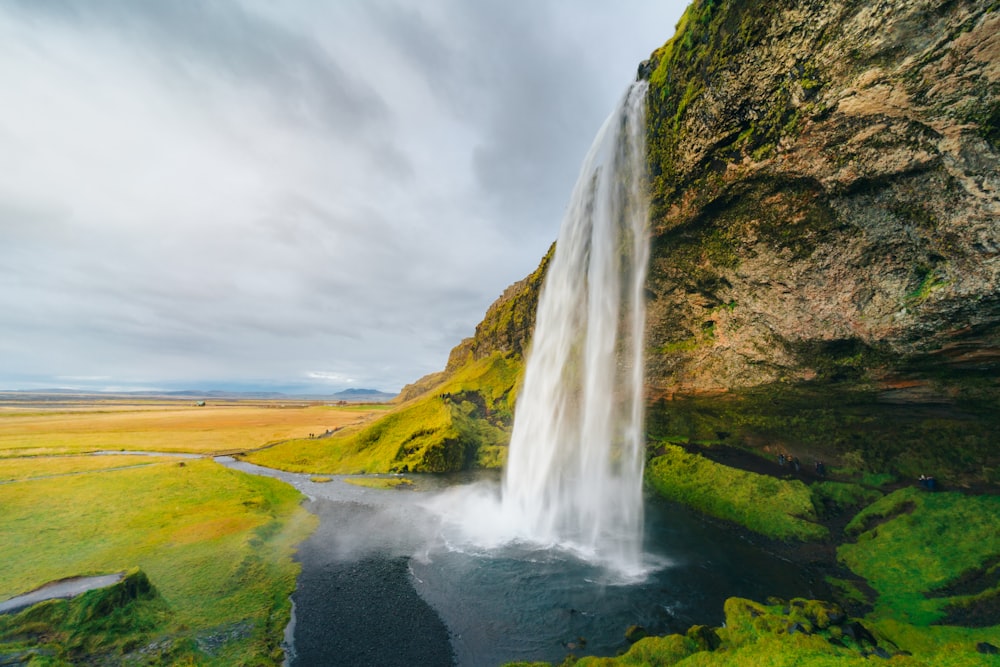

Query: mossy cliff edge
<box><xmin>245</xmin><ymin>245</ymin><xmax>552</xmax><ymax>473</ymax></box>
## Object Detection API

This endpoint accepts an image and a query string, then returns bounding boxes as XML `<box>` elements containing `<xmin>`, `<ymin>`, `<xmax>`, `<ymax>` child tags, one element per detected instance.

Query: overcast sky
<box><xmin>0</xmin><ymin>0</ymin><xmax>685</xmax><ymax>395</ymax></box>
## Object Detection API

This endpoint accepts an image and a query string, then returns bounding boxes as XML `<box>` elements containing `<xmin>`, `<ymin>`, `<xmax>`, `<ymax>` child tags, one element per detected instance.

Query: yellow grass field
<box><xmin>0</xmin><ymin>401</ymin><xmax>387</xmax><ymax>457</ymax></box>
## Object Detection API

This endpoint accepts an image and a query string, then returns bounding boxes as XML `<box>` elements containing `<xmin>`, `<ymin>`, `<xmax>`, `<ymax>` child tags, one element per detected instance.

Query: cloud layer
<box><xmin>0</xmin><ymin>0</ymin><xmax>685</xmax><ymax>393</ymax></box>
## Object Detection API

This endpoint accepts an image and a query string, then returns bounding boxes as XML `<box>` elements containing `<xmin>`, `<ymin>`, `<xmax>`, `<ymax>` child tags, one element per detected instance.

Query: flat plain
<box><xmin>0</xmin><ymin>394</ymin><xmax>388</xmax><ymax>665</ymax></box>
<box><xmin>0</xmin><ymin>394</ymin><xmax>387</xmax><ymax>457</ymax></box>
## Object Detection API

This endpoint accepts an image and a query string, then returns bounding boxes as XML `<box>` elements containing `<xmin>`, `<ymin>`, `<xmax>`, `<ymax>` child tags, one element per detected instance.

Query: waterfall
<box><xmin>501</xmin><ymin>80</ymin><xmax>650</xmax><ymax>572</ymax></box>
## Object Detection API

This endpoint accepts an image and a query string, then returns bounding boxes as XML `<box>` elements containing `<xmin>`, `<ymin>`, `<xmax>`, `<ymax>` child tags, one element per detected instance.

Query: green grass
<box><xmin>646</xmin><ymin>444</ymin><xmax>827</xmax><ymax>541</ymax></box>
<box><xmin>0</xmin><ymin>454</ymin><xmax>176</xmax><ymax>482</ymax></box>
<box><xmin>839</xmin><ymin>487</ymin><xmax>1000</xmax><ymax>625</ymax></box>
<box><xmin>342</xmin><ymin>476</ymin><xmax>414</xmax><ymax>489</ymax></box>
<box><xmin>0</xmin><ymin>568</ymin><xmax>170</xmax><ymax>663</ymax></box>
<box><xmin>0</xmin><ymin>458</ymin><xmax>315</xmax><ymax>665</ymax></box>
<box><xmin>245</xmin><ymin>352</ymin><xmax>521</xmax><ymax>474</ymax></box>
<box><xmin>809</xmin><ymin>481</ymin><xmax>882</xmax><ymax>518</ymax></box>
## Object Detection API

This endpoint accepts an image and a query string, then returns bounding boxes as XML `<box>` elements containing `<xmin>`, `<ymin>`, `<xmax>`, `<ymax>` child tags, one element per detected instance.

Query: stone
<box><xmin>977</xmin><ymin>642</ymin><xmax>1000</xmax><ymax>655</ymax></box>
<box><xmin>625</xmin><ymin>625</ymin><xmax>648</xmax><ymax>643</ymax></box>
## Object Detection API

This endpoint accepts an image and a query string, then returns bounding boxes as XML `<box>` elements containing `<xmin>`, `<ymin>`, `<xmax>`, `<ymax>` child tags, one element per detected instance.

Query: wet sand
<box><xmin>290</xmin><ymin>498</ymin><xmax>454</xmax><ymax>667</ymax></box>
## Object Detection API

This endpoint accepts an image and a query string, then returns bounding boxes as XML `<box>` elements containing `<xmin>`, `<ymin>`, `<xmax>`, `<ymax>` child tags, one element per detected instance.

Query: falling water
<box><xmin>501</xmin><ymin>81</ymin><xmax>650</xmax><ymax>573</ymax></box>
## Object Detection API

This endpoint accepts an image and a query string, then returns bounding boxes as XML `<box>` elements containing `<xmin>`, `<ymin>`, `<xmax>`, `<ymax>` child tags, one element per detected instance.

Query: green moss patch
<box><xmin>342</xmin><ymin>476</ymin><xmax>414</xmax><ymax>490</ymax></box>
<box><xmin>0</xmin><ymin>568</ymin><xmax>169</xmax><ymax>663</ymax></box>
<box><xmin>533</xmin><ymin>593</ymin><xmax>1000</xmax><ymax>666</ymax></box>
<box><xmin>810</xmin><ymin>481</ymin><xmax>883</xmax><ymax>519</ymax></box>
<box><xmin>646</xmin><ymin>443</ymin><xmax>827</xmax><ymax>541</ymax></box>
<box><xmin>839</xmin><ymin>487</ymin><xmax>1000</xmax><ymax>626</ymax></box>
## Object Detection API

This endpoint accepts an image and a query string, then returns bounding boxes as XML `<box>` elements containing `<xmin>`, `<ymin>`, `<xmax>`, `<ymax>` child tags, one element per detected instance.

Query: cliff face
<box><xmin>641</xmin><ymin>0</ymin><xmax>999</xmax><ymax>397</ymax></box>
<box><xmin>632</xmin><ymin>0</ymin><xmax>999</xmax><ymax>482</ymax></box>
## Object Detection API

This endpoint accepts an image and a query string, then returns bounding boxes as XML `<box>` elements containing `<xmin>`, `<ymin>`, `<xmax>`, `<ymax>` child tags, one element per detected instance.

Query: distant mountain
<box><xmin>330</xmin><ymin>388</ymin><xmax>396</xmax><ymax>402</ymax></box>
<box><xmin>0</xmin><ymin>387</ymin><xmax>398</xmax><ymax>402</ymax></box>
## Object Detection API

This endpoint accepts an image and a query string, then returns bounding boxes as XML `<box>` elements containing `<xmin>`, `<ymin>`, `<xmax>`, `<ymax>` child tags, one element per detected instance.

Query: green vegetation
<box><xmin>343</xmin><ymin>476</ymin><xmax>414</xmax><ymax>490</ymax></box>
<box><xmin>809</xmin><ymin>481</ymin><xmax>882</xmax><ymax>519</ymax></box>
<box><xmin>470</xmin><ymin>243</ymin><xmax>554</xmax><ymax>360</ymax></box>
<box><xmin>0</xmin><ymin>454</ymin><xmax>176</xmax><ymax>482</ymax></box>
<box><xmin>244</xmin><ymin>352</ymin><xmax>522</xmax><ymax>474</ymax></box>
<box><xmin>646</xmin><ymin>380</ymin><xmax>1000</xmax><ymax>485</ymax></box>
<box><xmin>0</xmin><ymin>456</ymin><xmax>314</xmax><ymax>665</ymax></box>
<box><xmin>646</xmin><ymin>444</ymin><xmax>827</xmax><ymax>541</ymax></box>
<box><xmin>0</xmin><ymin>568</ymin><xmax>171</xmax><ymax>664</ymax></box>
<box><xmin>548</xmin><ymin>484</ymin><xmax>1000</xmax><ymax>667</ymax></box>
<box><xmin>840</xmin><ymin>487</ymin><xmax>1000</xmax><ymax>625</ymax></box>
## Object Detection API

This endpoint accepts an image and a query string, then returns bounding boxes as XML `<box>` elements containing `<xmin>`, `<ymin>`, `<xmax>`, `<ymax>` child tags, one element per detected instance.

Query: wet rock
<box><xmin>625</xmin><ymin>625</ymin><xmax>648</xmax><ymax>643</ymax></box>
<box><xmin>787</xmin><ymin>622</ymin><xmax>810</xmax><ymax>635</ymax></box>
<box><xmin>637</xmin><ymin>59</ymin><xmax>655</xmax><ymax>81</ymax></box>
<box><xmin>841</xmin><ymin>620</ymin><xmax>877</xmax><ymax>646</ymax></box>
<box><xmin>686</xmin><ymin>624</ymin><xmax>721</xmax><ymax>651</ymax></box>
<box><xmin>638</xmin><ymin>0</ymin><xmax>1000</xmax><ymax>406</ymax></box>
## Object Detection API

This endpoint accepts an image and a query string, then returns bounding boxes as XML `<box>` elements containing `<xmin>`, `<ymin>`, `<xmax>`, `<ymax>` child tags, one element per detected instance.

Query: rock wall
<box><xmin>641</xmin><ymin>0</ymin><xmax>999</xmax><ymax>396</ymax></box>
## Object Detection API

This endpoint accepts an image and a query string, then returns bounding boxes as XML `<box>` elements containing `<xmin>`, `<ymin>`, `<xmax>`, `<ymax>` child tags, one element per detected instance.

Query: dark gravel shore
<box><xmin>290</xmin><ymin>498</ymin><xmax>455</xmax><ymax>667</ymax></box>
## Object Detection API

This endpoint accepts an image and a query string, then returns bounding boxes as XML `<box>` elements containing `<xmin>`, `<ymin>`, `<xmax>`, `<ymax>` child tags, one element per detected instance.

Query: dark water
<box><xmin>218</xmin><ymin>460</ymin><xmax>821</xmax><ymax>666</ymax></box>
<box><xmin>410</xmin><ymin>491</ymin><xmax>819</xmax><ymax>666</ymax></box>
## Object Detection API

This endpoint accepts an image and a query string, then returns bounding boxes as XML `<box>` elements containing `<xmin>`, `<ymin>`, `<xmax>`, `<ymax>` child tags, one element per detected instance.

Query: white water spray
<box><xmin>501</xmin><ymin>81</ymin><xmax>650</xmax><ymax>572</ymax></box>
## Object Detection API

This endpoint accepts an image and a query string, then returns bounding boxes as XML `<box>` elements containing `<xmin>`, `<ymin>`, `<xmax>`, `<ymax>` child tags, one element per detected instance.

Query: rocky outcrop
<box><xmin>631</xmin><ymin>0</ymin><xmax>999</xmax><ymax>482</ymax></box>
<box><xmin>640</xmin><ymin>0</ymin><xmax>999</xmax><ymax>399</ymax></box>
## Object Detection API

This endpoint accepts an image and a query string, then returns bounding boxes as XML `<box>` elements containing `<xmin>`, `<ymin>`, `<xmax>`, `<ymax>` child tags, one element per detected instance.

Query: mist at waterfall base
<box><xmin>223</xmin><ymin>461</ymin><xmax>821</xmax><ymax>666</ymax></box>
<box><xmin>429</xmin><ymin>80</ymin><xmax>653</xmax><ymax>578</ymax></box>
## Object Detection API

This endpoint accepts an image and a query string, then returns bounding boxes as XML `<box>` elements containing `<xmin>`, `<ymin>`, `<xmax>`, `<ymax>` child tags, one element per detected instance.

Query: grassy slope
<box><xmin>840</xmin><ymin>487</ymin><xmax>1000</xmax><ymax>625</ymax></box>
<box><xmin>244</xmin><ymin>352</ymin><xmax>522</xmax><ymax>473</ymax></box>
<box><xmin>244</xmin><ymin>245</ymin><xmax>552</xmax><ymax>476</ymax></box>
<box><xmin>0</xmin><ymin>456</ymin><xmax>315</xmax><ymax>665</ymax></box>
<box><xmin>646</xmin><ymin>444</ymin><xmax>827</xmax><ymax>541</ymax></box>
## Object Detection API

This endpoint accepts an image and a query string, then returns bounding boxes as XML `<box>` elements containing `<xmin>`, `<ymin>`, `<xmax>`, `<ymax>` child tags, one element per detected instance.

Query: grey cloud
<box><xmin>8</xmin><ymin>0</ymin><xmax>393</xmax><ymax>141</ymax></box>
<box><xmin>0</xmin><ymin>0</ymin><xmax>685</xmax><ymax>393</ymax></box>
